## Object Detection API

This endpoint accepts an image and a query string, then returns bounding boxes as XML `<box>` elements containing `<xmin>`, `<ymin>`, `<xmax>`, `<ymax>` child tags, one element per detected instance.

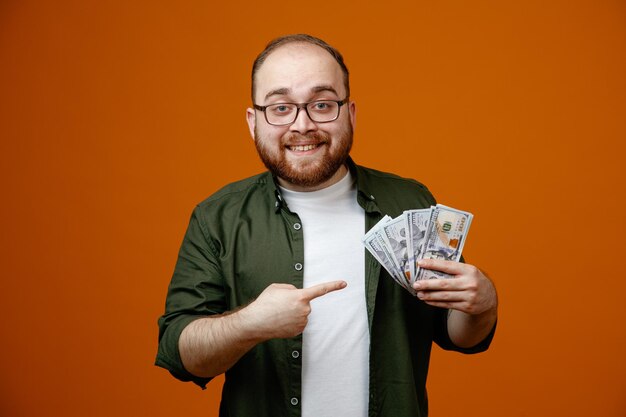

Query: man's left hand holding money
<box><xmin>412</xmin><ymin>259</ymin><xmax>498</xmax><ymax>348</ymax></box>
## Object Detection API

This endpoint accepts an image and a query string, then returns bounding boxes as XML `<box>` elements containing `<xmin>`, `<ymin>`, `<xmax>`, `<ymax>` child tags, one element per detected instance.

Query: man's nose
<box><xmin>289</xmin><ymin>107</ymin><xmax>317</xmax><ymax>133</ymax></box>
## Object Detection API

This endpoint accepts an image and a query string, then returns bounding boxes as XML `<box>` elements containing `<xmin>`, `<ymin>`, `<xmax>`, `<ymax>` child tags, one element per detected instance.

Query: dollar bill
<box><xmin>363</xmin><ymin>204</ymin><xmax>473</xmax><ymax>292</ymax></box>
<box><xmin>362</xmin><ymin>216</ymin><xmax>393</xmax><ymax>274</ymax></box>
<box><xmin>405</xmin><ymin>208</ymin><xmax>432</xmax><ymax>282</ymax></box>
<box><xmin>364</xmin><ymin>231</ymin><xmax>415</xmax><ymax>294</ymax></box>
<box><xmin>415</xmin><ymin>205</ymin><xmax>473</xmax><ymax>280</ymax></box>
<box><xmin>362</xmin><ymin>215</ymin><xmax>391</xmax><ymax>257</ymax></box>
<box><xmin>363</xmin><ymin>216</ymin><xmax>416</xmax><ymax>294</ymax></box>
<box><xmin>381</xmin><ymin>215</ymin><xmax>412</xmax><ymax>285</ymax></box>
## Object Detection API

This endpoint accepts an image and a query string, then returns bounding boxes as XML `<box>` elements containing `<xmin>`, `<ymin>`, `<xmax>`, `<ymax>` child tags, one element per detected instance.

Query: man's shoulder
<box><xmin>196</xmin><ymin>171</ymin><xmax>274</xmax><ymax>210</ymax></box>
<box><xmin>357</xmin><ymin>164</ymin><xmax>427</xmax><ymax>185</ymax></box>
<box><xmin>355</xmin><ymin>163</ymin><xmax>432</xmax><ymax>194</ymax></box>
<box><xmin>352</xmin><ymin>162</ymin><xmax>437</xmax><ymax>213</ymax></box>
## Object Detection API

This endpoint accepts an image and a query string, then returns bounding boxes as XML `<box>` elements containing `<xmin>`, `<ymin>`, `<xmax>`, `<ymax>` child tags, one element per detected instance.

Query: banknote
<box><xmin>381</xmin><ymin>215</ymin><xmax>411</xmax><ymax>284</ymax></box>
<box><xmin>363</xmin><ymin>230</ymin><xmax>415</xmax><ymax>294</ymax></box>
<box><xmin>405</xmin><ymin>208</ymin><xmax>432</xmax><ymax>282</ymax></box>
<box><xmin>363</xmin><ymin>204</ymin><xmax>473</xmax><ymax>293</ymax></box>
<box><xmin>362</xmin><ymin>216</ymin><xmax>393</xmax><ymax>274</ymax></box>
<box><xmin>415</xmin><ymin>205</ymin><xmax>473</xmax><ymax>280</ymax></box>
<box><xmin>362</xmin><ymin>215</ymin><xmax>391</xmax><ymax>265</ymax></box>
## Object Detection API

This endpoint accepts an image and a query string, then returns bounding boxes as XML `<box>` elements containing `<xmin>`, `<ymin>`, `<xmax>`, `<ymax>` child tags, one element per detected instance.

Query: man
<box><xmin>156</xmin><ymin>34</ymin><xmax>498</xmax><ymax>417</ymax></box>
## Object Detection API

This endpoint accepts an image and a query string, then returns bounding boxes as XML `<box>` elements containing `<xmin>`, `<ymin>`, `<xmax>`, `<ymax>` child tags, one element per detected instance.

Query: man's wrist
<box><xmin>232</xmin><ymin>303</ymin><xmax>268</xmax><ymax>344</ymax></box>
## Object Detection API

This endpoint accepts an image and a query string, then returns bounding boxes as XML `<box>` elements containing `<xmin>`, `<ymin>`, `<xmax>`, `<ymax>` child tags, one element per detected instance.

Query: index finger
<box><xmin>417</xmin><ymin>259</ymin><xmax>468</xmax><ymax>275</ymax></box>
<box><xmin>301</xmin><ymin>280</ymin><xmax>347</xmax><ymax>301</ymax></box>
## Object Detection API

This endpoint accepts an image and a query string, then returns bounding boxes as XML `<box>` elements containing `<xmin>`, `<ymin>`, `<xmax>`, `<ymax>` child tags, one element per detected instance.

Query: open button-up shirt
<box><xmin>156</xmin><ymin>158</ymin><xmax>495</xmax><ymax>417</ymax></box>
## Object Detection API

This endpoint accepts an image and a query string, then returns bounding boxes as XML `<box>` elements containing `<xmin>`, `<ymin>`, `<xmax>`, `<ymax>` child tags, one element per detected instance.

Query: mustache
<box><xmin>283</xmin><ymin>131</ymin><xmax>330</xmax><ymax>144</ymax></box>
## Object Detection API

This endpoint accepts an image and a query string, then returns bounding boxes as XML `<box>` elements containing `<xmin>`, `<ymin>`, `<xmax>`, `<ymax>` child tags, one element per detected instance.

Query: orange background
<box><xmin>1</xmin><ymin>1</ymin><xmax>625</xmax><ymax>416</ymax></box>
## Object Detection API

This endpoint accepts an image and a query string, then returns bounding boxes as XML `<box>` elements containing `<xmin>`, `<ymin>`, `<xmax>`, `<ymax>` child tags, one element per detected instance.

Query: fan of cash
<box><xmin>362</xmin><ymin>204</ymin><xmax>473</xmax><ymax>295</ymax></box>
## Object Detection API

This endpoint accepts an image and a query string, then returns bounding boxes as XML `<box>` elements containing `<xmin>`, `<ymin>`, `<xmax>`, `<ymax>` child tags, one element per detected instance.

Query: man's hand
<box><xmin>179</xmin><ymin>280</ymin><xmax>347</xmax><ymax>377</ymax></box>
<box><xmin>412</xmin><ymin>259</ymin><xmax>497</xmax><ymax>315</ymax></box>
<box><xmin>412</xmin><ymin>259</ymin><xmax>498</xmax><ymax>348</ymax></box>
<box><xmin>241</xmin><ymin>281</ymin><xmax>347</xmax><ymax>340</ymax></box>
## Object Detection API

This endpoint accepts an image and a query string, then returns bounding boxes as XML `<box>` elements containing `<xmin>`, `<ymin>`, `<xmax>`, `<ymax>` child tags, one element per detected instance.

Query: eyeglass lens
<box><xmin>265</xmin><ymin>101</ymin><xmax>340</xmax><ymax>125</ymax></box>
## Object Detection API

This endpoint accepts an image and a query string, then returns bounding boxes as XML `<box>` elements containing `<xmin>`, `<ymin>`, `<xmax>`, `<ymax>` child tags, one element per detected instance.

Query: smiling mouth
<box><xmin>287</xmin><ymin>144</ymin><xmax>320</xmax><ymax>152</ymax></box>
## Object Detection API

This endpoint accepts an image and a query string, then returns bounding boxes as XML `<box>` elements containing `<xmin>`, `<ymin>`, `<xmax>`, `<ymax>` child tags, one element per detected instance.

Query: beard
<box><xmin>254</xmin><ymin>124</ymin><xmax>353</xmax><ymax>189</ymax></box>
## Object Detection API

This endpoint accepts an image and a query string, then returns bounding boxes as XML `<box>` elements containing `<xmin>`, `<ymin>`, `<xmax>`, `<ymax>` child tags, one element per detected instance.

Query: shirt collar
<box><xmin>347</xmin><ymin>157</ymin><xmax>381</xmax><ymax>214</ymax></box>
<box><xmin>271</xmin><ymin>157</ymin><xmax>381</xmax><ymax>215</ymax></box>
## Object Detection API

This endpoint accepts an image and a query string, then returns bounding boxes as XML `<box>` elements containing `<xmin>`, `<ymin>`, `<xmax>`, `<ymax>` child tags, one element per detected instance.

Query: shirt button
<box><xmin>290</xmin><ymin>397</ymin><xmax>299</xmax><ymax>406</ymax></box>
<box><xmin>293</xmin><ymin>222</ymin><xmax>301</xmax><ymax>230</ymax></box>
<box><xmin>291</xmin><ymin>350</ymin><xmax>300</xmax><ymax>358</ymax></box>
<box><xmin>294</xmin><ymin>263</ymin><xmax>303</xmax><ymax>271</ymax></box>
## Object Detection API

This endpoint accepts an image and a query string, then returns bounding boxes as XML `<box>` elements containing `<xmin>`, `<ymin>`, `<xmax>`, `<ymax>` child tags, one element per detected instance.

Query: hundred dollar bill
<box><xmin>405</xmin><ymin>208</ymin><xmax>432</xmax><ymax>282</ymax></box>
<box><xmin>362</xmin><ymin>216</ymin><xmax>392</xmax><ymax>274</ymax></box>
<box><xmin>381</xmin><ymin>215</ymin><xmax>412</xmax><ymax>285</ymax></box>
<box><xmin>362</xmin><ymin>215</ymin><xmax>391</xmax><ymax>251</ymax></box>
<box><xmin>364</xmin><ymin>231</ymin><xmax>414</xmax><ymax>294</ymax></box>
<box><xmin>363</xmin><ymin>216</ymin><xmax>416</xmax><ymax>294</ymax></box>
<box><xmin>416</xmin><ymin>204</ymin><xmax>473</xmax><ymax>280</ymax></box>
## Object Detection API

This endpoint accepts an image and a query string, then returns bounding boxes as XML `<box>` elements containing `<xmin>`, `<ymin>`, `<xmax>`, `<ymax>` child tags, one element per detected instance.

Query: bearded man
<box><xmin>156</xmin><ymin>34</ymin><xmax>498</xmax><ymax>417</ymax></box>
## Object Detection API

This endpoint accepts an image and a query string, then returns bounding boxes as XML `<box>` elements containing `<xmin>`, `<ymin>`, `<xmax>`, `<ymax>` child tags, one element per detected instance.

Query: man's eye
<box><xmin>313</xmin><ymin>102</ymin><xmax>329</xmax><ymax>110</ymax></box>
<box><xmin>270</xmin><ymin>105</ymin><xmax>293</xmax><ymax>114</ymax></box>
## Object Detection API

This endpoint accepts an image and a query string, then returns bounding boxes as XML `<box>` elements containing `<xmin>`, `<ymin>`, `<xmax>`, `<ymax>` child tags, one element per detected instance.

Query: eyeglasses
<box><xmin>253</xmin><ymin>98</ymin><xmax>348</xmax><ymax>126</ymax></box>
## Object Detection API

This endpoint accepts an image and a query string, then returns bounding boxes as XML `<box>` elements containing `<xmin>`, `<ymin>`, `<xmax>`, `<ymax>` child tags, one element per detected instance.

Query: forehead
<box><xmin>254</xmin><ymin>43</ymin><xmax>345</xmax><ymax>102</ymax></box>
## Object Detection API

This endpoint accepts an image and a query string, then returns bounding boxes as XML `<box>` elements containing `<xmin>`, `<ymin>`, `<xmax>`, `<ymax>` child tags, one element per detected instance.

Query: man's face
<box><xmin>246</xmin><ymin>43</ymin><xmax>356</xmax><ymax>191</ymax></box>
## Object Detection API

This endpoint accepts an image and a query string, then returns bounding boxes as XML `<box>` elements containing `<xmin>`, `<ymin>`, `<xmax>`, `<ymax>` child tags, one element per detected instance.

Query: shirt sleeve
<box><xmin>433</xmin><ymin>308</ymin><xmax>497</xmax><ymax>354</ymax></box>
<box><xmin>155</xmin><ymin>206</ymin><xmax>227</xmax><ymax>389</ymax></box>
<box><xmin>431</xmin><ymin>255</ymin><xmax>497</xmax><ymax>354</ymax></box>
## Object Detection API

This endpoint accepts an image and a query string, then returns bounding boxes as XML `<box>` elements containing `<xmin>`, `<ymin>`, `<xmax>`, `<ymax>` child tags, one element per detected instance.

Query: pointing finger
<box><xmin>301</xmin><ymin>280</ymin><xmax>347</xmax><ymax>301</ymax></box>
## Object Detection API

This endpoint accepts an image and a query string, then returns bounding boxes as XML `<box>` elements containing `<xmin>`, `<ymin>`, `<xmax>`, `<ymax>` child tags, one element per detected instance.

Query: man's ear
<box><xmin>246</xmin><ymin>108</ymin><xmax>256</xmax><ymax>140</ymax></box>
<box><xmin>349</xmin><ymin>100</ymin><xmax>357</xmax><ymax>130</ymax></box>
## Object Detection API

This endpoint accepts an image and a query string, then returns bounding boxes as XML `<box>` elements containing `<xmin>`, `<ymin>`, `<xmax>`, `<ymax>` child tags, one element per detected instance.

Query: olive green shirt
<box><xmin>156</xmin><ymin>158</ymin><xmax>495</xmax><ymax>417</ymax></box>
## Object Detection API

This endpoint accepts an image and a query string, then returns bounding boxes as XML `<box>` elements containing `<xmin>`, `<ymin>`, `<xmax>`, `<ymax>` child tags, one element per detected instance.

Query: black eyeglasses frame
<box><xmin>253</xmin><ymin>97</ymin><xmax>349</xmax><ymax>126</ymax></box>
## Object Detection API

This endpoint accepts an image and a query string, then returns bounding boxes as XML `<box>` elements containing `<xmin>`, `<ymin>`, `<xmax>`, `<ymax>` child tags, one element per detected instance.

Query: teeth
<box><xmin>290</xmin><ymin>144</ymin><xmax>317</xmax><ymax>151</ymax></box>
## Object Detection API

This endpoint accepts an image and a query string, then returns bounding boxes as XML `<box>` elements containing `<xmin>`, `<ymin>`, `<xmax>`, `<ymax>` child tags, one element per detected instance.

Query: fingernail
<box><xmin>417</xmin><ymin>291</ymin><xmax>424</xmax><ymax>299</ymax></box>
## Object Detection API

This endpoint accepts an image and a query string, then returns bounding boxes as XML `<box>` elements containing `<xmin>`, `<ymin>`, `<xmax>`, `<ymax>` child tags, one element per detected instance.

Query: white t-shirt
<box><xmin>280</xmin><ymin>171</ymin><xmax>369</xmax><ymax>417</ymax></box>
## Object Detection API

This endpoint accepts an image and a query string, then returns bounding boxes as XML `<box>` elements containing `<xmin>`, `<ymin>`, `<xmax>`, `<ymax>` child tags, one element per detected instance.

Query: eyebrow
<box><xmin>311</xmin><ymin>85</ymin><xmax>339</xmax><ymax>95</ymax></box>
<box><xmin>263</xmin><ymin>85</ymin><xmax>339</xmax><ymax>101</ymax></box>
<box><xmin>264</xmin><ymin>88</ymin><xmax>290</xmax><ymax>101</ymax></box>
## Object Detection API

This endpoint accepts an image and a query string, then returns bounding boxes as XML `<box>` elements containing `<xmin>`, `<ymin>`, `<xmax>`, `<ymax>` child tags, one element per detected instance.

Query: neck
<box><xmin>278</xmin><ymin>164</ymin><xmax>349</xmax><ymax>192</ymax></box>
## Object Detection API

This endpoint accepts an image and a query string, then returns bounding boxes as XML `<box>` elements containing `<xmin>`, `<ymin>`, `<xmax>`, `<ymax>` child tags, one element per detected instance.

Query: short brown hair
<box><xmin>251</xmin><ymin>34</ymin><xmax>350</xmax><ymax>102</ymax></box>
